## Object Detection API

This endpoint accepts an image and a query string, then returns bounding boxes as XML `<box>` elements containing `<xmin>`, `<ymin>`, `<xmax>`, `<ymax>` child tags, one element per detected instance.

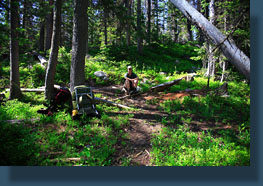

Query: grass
<box><xmin>0</xmin><ymin>97</ymin><xmax>129</xmax><ymax>166</ymax></box>
<box><xmin>0</xmin><ymin>43</ymin><xmax>250</xmax><ymax>166</ymax></box>
<box><xmin>150</xmin><ymin>125</ymin><xmax>250</xmax><ymax>166</ymax></box>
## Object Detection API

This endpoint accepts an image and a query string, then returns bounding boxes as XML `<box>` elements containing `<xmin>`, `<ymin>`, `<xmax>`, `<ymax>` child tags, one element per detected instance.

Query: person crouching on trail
<box><xmin>124</xmin><ymin>66</ymin><xmax>139</xmax><ymax>95</ymax></box>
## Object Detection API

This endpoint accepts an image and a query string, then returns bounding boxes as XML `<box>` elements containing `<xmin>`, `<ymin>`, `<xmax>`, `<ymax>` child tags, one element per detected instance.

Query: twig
<box><xmin>134</xmin><ymin>151</ymin><xmax>143</xmax><ymax>158</ymax></box>
<box><xmin>145</xmin><ymin>149</ymin><xmax>150</xmax><ymax>156</ymax></box>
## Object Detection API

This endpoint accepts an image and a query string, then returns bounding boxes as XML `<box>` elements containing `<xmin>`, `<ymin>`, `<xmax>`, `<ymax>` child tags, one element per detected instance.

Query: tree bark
<box><xmin>205</xmin><ymin>0</ymin><xmax>216</xmax><ymax>78</ymax></box>
<box><xmin>22</xmin><ymin>0</ymin><xmax>31</xmax><ymax>41</ymax></box>
<box><xmin>103</xmin><ymin>8</ymin><xmax>108</xmax><ymax>46</ymax></box>
<box><xmin>45</xmin><ymin>0</ymin><xmax>54</xmax><ymax>51</ymax></box>
<box><xmin>39</xmin><ymin>20</ymin><xmax>45</xmax><ymax>52</ymax></box>
<box><xmin>196</xmin><ymin>0</ymin><xmax>204</xmax><ymax>44</ymax></box>
<box><xmin>137</xmin><ymin>0</ymin><xmax>142</xmax><ymax>54</ymax></box>
<box><xmin>9</xmin><ymin>0</ymin><xmax>22</xmax><ymax>99</ymax></box>
<box><xmin>45</xmin><ymin>0</ymin><xmax>62</xmax><ymax>100</ymax></box>
<box><xmin>154</xmin><ymin>0</ymin><xmax>159</xmax><ymax>41</ymax></box>
<box><xmin>125</xmin><ymin>0</ymin><xmax>131</xmax><ymax>46</ymax></box>
<box><xmin>187</xmin><ymin>19</ymin><xmax>192</xmax><ymax>41</ymax></box>
<box><xmin>70</xmin><ymin>0</ymin><xmax>89</xmax><ymax>92</ymax></box>
<box><xmin>170</xmin><ymin>0</ymin><xmax>250</xmax><ymax>80</ymax></box>
<box><xmin>147</xmin><ymin>0</ymin><xmax>151</xmax><ymax>44</ymax></box>
<box><xmin>172</xmin><ymin>11</ymin><xmax>179</xmax><ymax>43</ymax></box>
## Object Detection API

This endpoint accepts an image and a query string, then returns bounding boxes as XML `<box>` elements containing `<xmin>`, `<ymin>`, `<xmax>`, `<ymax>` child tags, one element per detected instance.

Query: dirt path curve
<box><xmin>93</xmin><ymin>85</ymin><xmax>165</xmax><ymax>166</ymax></box>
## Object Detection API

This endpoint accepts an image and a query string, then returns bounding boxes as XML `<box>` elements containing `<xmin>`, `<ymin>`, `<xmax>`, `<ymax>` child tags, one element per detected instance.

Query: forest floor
<box><xmin>93</xmin><ymin>85</ymin><xmax>239</xmax><ymax>166</ymax></box>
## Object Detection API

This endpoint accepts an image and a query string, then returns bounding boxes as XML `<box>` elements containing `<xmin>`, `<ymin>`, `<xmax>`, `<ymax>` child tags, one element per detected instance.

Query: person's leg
<box><xmin>124</xmin><ymin>79</ymin><xmax>130</xmax><ymax>91</ymax></box>
<box><xmin>133</xmin><ymin>79</ymin><xmax>138</xmax><ymax>88</ymax></box>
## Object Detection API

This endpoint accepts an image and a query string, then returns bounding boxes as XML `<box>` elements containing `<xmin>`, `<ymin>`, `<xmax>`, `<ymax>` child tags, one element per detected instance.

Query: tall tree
<box><xmin>137</xmin><ymin>0</ymin><xmax>142</xmax><ymax>54</ymax></box>
<box><xmin>205</xmin><ymin>0</ymin><xmax>216</xmax><ymax>78</ymax></box>
<box><xmin>22</xmin><ymin>0</ymin><xmax>33</xmax><ymax>43</ymax></box>
<box><xmin>125</xmin><ymin>0</ymin><xmax>131</xmax><ymax>46</ymax></box>
<box><xmin>170</xmin><ymin>0</ymin><xmax>250</xmax><ymax>80</ymax></box>
<box><xmin>45</xmin><ymin>0</ymin><xmax>54</xmax><ymax>51</ymax></box>
<box><xmin>39</xmin><ymin>21</ymin><xmax>45</xmax><ymax>52</ymax></box>
<box><xmin>187</xmin><ymin>19</ymin><xmax>192</xmax><ymax>41</ymax></box>
<box><xmin>38</xmin><ymin>0</ymin><xmax>47</xmax><ymax>52</ymax></box>
<box><xmin>196</xmin><ymin>0</ymin><xmax>204</xmax><ymax>44</ymax></box>
<box><xmin>45</xmin><ymin>0</ymin><xmax>62</xmax><ymax>100</ymax></box>
<box><xmin>153</xmin><ymin>0</ymin><xmax>159</xmax><ymax>41</ymax></box>
<box><xmin>103</xmin><ymin>2</ymin><xmax>108</xmax><ymax>46</ymax></box>
<box><xmin>9</xmin><ymin>0</ymin><xmax>22</xmax><ymax>99</ymax></box>
<box><xmin>147</xmin><ymin>0</ymin><xmax>151</xmax><ymax>44</ymax></box>
<box><xmin>70</xmin><ymin>0</ymin><xmax>89</xmax><ymax>92</ymax></box>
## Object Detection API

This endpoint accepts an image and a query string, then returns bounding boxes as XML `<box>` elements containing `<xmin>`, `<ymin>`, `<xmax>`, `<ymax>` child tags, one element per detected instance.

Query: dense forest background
<box><xmin>0</xmin><ymin>0</ymin><xmax>250</xmax><ymax>166</ymax></box>
<box><xmin>0</xmin><ymin>0</ymin><xmax>250</xmax><ymax>83</ymax></box>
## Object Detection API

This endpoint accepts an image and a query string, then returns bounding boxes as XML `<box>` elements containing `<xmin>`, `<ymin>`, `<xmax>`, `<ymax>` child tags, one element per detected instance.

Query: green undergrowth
<box><xmin>0</xmin><ymin>91</ymin><xmax>133</xmax><ymax>166</ymax></box>
<box><xmin>149</xmin><ymin>78</ymin><xmax>250</xmax><ymax>166</ymax></box>
<box><xmin>150</xmin><ymin>125</ymin><xmax>250</xmax><ymax>166</ymax></box>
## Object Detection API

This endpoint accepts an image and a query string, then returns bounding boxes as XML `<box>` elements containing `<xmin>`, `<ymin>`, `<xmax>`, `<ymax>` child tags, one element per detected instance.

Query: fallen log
<box><xmin>18</xmin><ymin>88</ymin><xmax>45</xmax><ymax>92</ymax></box>
<box><xmin>94</xmin><ymin>97</ymin><xmax>133</xmax><ymax>110</ymax></box>
<box><xmin>50</xmin><ymin>157</ymin><xmax>83</xmax><ymax>163</ymax></box>
<box><xmin>5</xmin><ymin>88</ymin><xmax>44</xmax><ymax>92</ymax></box>
<box><xmin>151</xmin><ymin>77</ymin><xmax>184</xmax><ymax>92</ymax></box>
<box><xmin>3</xmin><ymin>118</ymin><xmax>38</xmax><ymax>124</ymax></box>
<box><xmin>37</xmin><ymin>55</ymin><xmax>48</xmax><ymax>68</ymax></box>
<box><xmin>170</xmin><ymin>0</ymin><xmax>250</xmax><ymax>80</ymax></box>
<box><xmin>6</xmin><ymin>85</ymin><xmax>60</xmax><ymax>93</ymax></box>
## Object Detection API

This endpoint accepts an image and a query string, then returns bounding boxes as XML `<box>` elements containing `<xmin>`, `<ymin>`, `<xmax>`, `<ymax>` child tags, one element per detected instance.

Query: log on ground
<box><xmin>94</xmin><ymin>97</ymin><xmax>133</xmax><ymax>110</ymax></box>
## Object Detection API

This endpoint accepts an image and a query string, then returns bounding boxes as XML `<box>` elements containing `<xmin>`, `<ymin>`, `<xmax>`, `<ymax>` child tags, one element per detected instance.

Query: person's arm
<box><xmin>125</xmin><ymin>73</ymin><xmax>139</xmax><ymax>81</ymax></box>
<box><xmin>133</xmin><ymin>73</ymin><xmax>139</xmax><ymax>81</ymax></box>
<box><xmin>124</xmin><ymin>73</ymin><xmax>133</xmax><ymax>81</ymax></box>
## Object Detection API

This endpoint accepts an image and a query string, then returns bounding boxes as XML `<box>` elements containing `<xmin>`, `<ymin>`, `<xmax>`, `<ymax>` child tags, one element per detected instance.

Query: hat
<box><xmin>128</xmin><ymin>66</ymin><xmax>132</xmax><ymax>69</ymax></box>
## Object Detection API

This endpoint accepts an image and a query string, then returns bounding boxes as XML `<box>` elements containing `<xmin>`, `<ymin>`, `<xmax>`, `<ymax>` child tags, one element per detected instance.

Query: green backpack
<box><xmin>71</xmin><ymin>85</ymin><xmax>100</xmax><ymax>118</ymax></box>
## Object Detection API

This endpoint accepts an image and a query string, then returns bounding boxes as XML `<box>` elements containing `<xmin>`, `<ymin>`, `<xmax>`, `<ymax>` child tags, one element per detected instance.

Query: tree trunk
<box><xmin>137</xmin><ymin>0</ymin><xmax>142</xmax><ymax>54</ymax></box>
<box><xmin>154</xmin><ymin>0</ymin><xmax>159</xmax><ymax>41</ymax></box>
<box><xmin>205</xmin><ymin>0</ymin><xmax>216</xmax><ymax>78</ymax></box>
<box><xmin>220</xmin><ymin>12</ymin><xmax>228</xmax><ymax>83</ymax></box>
<box><xmin>45</xmin><ymin>0</ymin><xmax>62</xmax><ymax>100</ymax></box>
<box><xmin>172</xmin><ymin>12</ymin><xmax>179</xmax><ymax>42</ymax></box>
<box><xmin>45</xmin><ymin>0</ymin><xmax>54</xmax><ymax>51</ymax></box>
<box><xmin>147</xmin><ymin>0</ymin><xmax>151</xmax><ymax>44</ymax></box>
<box><xmin>220</xmin><ymin>60</ymin><xmax>225</xmax><ymax>83</ymax></box>
<box><xmin>9</xmin><ymin>0</ymin><xmax>22</xmax><ymax>99</ymax></box>
<box><xmin>196</xmin><ymin>0</ymin><xmax>204</xmax><ymax>44</ymax></box>
<box><xmin>187</xmin><ymin>19</ymin><xmax>192</xmax><ymax>41</ymax></box>
<box><xmin>125</xmin><ymin>0</ymin><xmax>131</xmax><ymax>46</ymax></box>
<box><xmin>22</xmin><ymin>0</ymin><xmax>29</xmax><ymax>40</ymax></box>
<box><xmin>170</xmin><ymin>0</ymin><xmax>250</xmax><ymax>80</ymax></box>
<box><xmin>103</xmin><ymin>8</ymin><xmax>108</xmax><ymax>46</ymax></box>
<box><xmin>70</xmin><ymin>0</ymin><xmax>89</xmax><ymax>92</ymax></box>
<box><xmin>39</xmin><ymin>20</ymin><xmax>45</xmax><ymax>52</ymax></box>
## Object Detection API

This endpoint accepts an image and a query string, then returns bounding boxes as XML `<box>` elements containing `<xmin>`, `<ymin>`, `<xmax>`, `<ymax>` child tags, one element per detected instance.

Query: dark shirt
<box><xmin>124</xmin><ymin>72</ymin><xmax>138</xmax><ymax>79</ymax></box>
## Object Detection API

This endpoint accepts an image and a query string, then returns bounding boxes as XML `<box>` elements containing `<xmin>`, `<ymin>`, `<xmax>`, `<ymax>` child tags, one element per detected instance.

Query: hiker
<box><xmin>123</xmin><ymin>66</ymin><xmax>139</xmax><ymax>94</ymax></box>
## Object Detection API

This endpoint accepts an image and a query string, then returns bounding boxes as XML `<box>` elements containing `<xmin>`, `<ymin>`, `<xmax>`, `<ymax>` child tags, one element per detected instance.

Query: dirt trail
<box><xmin>92</xmin><ymin>85</ymin><xmax>237</xmax><ymax>165</ymax></box>
<box><xmin>93</xmin><ymin>85</ymin><xmax>165</xmax><ymax>166</ymax></box>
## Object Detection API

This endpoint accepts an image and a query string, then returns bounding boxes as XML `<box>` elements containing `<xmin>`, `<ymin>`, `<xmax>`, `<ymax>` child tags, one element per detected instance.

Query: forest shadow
<box><xmin>0</xmin><ymin>117</ymin><xmax>41</xmax><ymax>165</ymax></box>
